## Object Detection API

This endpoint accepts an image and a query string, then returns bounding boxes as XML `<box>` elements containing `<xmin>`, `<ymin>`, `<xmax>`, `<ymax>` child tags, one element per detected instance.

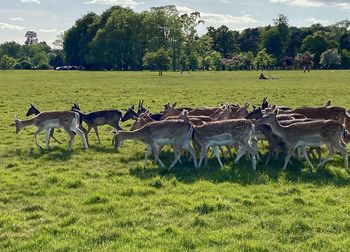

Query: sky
<box><xmin>1</xmin><ymin>0</ymin><xmax>350</xmax><ymax>47</ymax></box>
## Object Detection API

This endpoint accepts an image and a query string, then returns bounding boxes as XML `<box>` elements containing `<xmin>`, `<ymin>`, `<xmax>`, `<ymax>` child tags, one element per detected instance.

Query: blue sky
<box><xmin>1</xmin><ymin>0</ymin><xmax>349</xmax><ymax>47</ymax></box>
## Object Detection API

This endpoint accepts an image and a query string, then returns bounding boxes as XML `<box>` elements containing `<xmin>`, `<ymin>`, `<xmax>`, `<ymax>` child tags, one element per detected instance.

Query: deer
<box><xmin>122</xmin><ymin>101</ymin><xmax>163</xmax><ymax>122</ymax></box>
<box><xmin>113</xmin><ymin>119</ymin><xmax>197</xmax><ymax>169</ymax></box>
<box><xmin>258</xmin><ymin>109</ymin><xmax>348</xmax><ymax>170</ymax></box>
<box><xmin>189</xmin><ymin>115</ymin><xmax>257</xmax><ymax>170</ymax></box>
<box><xmin>71</xmin><ymin>103</ymin><xmax>123</xmax><ymax>143</ymax></box>
<box><xmin>14</xmin><ymin>111</ymin><xmax>88</xmax><ymax>151</ymax></box>
<box><xmin>160</xmin><ymin>102</ymin><xmax>220</xmax><ymax>120</ymax></box>
<box><xmin>25</xmin><ymin>104</ymin><xmax>62</xmax><ymax>145</ymax></box>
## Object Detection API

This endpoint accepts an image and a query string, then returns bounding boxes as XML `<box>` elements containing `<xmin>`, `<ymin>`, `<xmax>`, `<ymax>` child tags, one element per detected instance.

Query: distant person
<box><xmin>259</xmin><ymin>72</ymin><xmax>268</xmax><ymax>80</ymax></box>
<box><xmin>303</xmin><ymin>65</ymin><xmax>310</xmax><ymax>73</ymax></box>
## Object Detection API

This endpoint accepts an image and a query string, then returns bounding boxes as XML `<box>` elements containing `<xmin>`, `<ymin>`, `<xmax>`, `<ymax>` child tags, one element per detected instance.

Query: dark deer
<box><xmin>71</xmin><ymin>103</ymin><xmax>123</xmax><ymax>143</ymax></box>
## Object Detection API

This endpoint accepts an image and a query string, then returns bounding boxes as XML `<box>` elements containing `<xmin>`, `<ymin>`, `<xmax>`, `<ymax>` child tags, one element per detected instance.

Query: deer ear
<box><xmin>131</xmin><ymin>105</ymin><xmax>134</xmax><ymax>110</ymax></box>
<box><xmin>245</xmin><ymin>102</ymin><xmax>250</xmax><ymax>109</ymax></box>
<box><xmin>30</xmin><ymin>103</ymin><xmax>34</xmax><ymax>107</ymax></box>
<box><xmin>172</xmin><ymin>102</ymin><xmax>177</xmax><ymax>108</ymax></box>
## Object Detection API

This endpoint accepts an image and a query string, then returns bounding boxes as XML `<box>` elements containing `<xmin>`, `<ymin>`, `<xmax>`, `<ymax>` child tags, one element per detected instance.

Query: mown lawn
<box><xmin>0</xmin><ymin>70</ymin><xmax>350</xmax><ymax>251</ymax></box>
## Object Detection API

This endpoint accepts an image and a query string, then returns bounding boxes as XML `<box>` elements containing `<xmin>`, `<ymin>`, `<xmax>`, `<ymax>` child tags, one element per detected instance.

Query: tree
<box><xmin>301</xmin><ymin>33</ymin><xmax>331</xmax><ymax>66</ymax></box>
<box><xmin>340</xmin><ymin>33</ymin><xmax>350</xmax><ymax>51</ymax></box>
<box><xmin>239</xmin><ymin>28</ymin><xmax>260</xmax><ymax>55</ymax></box>
<box><xmin>295</xmin><ymin>51</ymin><xmax>314</xmax><ymax>69</ymax></box>
<box><xmin>143</xmin><ymin>48</ymin><xmax>171</xmax><ymax>75</ymax></box>
<box><xmin>64</xmin><ymin>12</ymin><xmax>100</xmax><ymax>66</ymax></box>
<box><xmin>341</xmin><ymin>49</ymin><xmax>350</xmax><ymax>69</ymax></box>
<box><xmin>25</xmin><ymin>31</ymin><xmax>38</xmax><ymax>45</ymax></box>
<box><xmin>260</xmin><ymin>14</ymin><xmax>290</xmax><ymax>62</ymax></box>
<box><xmin>320</xmin><ymin>49</ymin><xmax>341</xmax><ymax>69</ymax></box>
<box><xmin>207</xmin><ymin>25</ymin><xmax>240</xmax><ymax>57</ymax></box>
<box><xmin>0</xmin><ymin>55</ymin><xmax>17</xmax><ymax>69</ymax></box>
<box><xmin>254</xmin><ymin>49</ymin><xmax>276</xmax><ymax>69</ymax></box>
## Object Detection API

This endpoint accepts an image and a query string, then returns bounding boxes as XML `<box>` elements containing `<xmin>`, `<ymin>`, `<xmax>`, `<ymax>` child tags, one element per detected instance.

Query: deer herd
<box><xmin>14</xmin><ymin>98</ymin><xmax>350</xmax><ymax>171</ymax></box>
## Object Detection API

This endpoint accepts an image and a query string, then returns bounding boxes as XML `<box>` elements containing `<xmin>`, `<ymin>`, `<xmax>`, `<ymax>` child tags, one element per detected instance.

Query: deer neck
<box><xmin>266</xmin><ymin>117</ymin><xmax>287</xmax><ymax>139</ymax></box>
<box><xmin>21</xmin><ymin>118</ymin><xmax>36</xmax><ymax>128</ymax></box>
<box><xmin>120</xmin><ymin>130</ymin><xmax>145</xmax><ymax>141</ymax></box>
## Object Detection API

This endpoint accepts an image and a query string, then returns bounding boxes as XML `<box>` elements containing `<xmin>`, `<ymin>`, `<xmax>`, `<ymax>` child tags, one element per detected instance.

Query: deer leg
<box><xmin>75</xmin><ymin>126</ymin><xmax>89</xmax><ymax>149</ymax></box>
<box><xmin>251</xmin><ymin>138</ymin><xmax>261</xmax><ymax>161</ymax></box>
<box><xmin>92</xmin><ymin>126</ymin><xmax>101</xmax><ymax>143</ymax></box>
<box><xmin>198</xmin><ymin>145</ymin><xmax>208</xmax><ymax>168</ymax></box>
<box><xmin>144</xmin><ymin>145</ymin><xmax>152</xmax><ymax>168</ymax></box>
<box><xmin>49</xmin><ymin>128</ymin><xmax>62</xmax><ymax>144</ymax></box>
<box><xmin>213</xmin><ymin>145</ymin><xmax>224</xmax><ymax>168</ymax></box>
<box><xmin>243</xmin><ymin>142</ymin><xmax>257</xmax><ymax>170</ymax></box>
<box><xmin>34</xmin><ymin>127</ymin><xmax>45</xmax><ymax>150</ymax></box>
<box><xmin>45</xmin><ymin>130</ymin><xmax>51</xmax><ymax>150</ymax></box>
<box><xmin>65</xmin><ymin>129</ymin><xmax>76</xmax><ymax>151</ymax></box>
<box><xmin>301</xmin><ymin>146</ymin><xmax>314</xmax><ymax>169</ymax></box>
<box><xmin>183</xmin><ymin>141</ymin><xmax>198</xmax><ymax>168</ymax></box>
<box><xmin>150</xmin><ymin>143</ymin><xmax>166</xmax><ymax>168</ymax></box>
<box><xmin>318</xmin><ymin>144</ymin><xmax>335</xmax><ymax>168</ymax></box>
<box><xmin>234</xmin><ymin>146</ymin><xmax>247</xmax><ymax>164</ymax></box>
<box><xmin>169</xmin><ymin>146</ymin><xmax>182</xmax><ymax>170</ymax></box>
<box><xmin>79</xmin><ymin>125</ymin><xmax>89</xmax><ymax>146</ymax></box>
<box><xmin>332</xmin><ymin>141</ymin><xmax>348</xmax><ymax>170</ymax></box>
<box><xmin>282</xmin><ymin>147</ymin><xmax>294</xmax><ymax>170</ymax></box>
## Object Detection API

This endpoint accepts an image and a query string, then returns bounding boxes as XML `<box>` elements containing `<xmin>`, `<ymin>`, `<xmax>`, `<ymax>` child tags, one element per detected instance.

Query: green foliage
<box><xmin>143</xmin><ymin>48</ymin><xmax>171</xmax><ymax>75</ymax></box>
<box><xmin>0</xmin><ymin>55</ymin><xmax>17</xmax><ymax>69</ymax></box>
<box><xmin>1</xmin><ymin>71</ymin><xmax>350</xmax><ymax>250</ymax></box>
<box><xmin>301</xmin><ymin>33</ymin><xmax>331</xmax><ymax>65</ymax></box>
<box><xmin>320</xmin><ymin>49</ymin><xmax>341</xmax><ymax>69</ymax></box>
<box><xmin>341</xmin><ymin>49</ymin><xmax>350</xmax><ymax>68</ymax></box>
<box><xmin>254</xmin><ymin>49</ymin><xmax>276</xmax><ymax>69</ymax></box>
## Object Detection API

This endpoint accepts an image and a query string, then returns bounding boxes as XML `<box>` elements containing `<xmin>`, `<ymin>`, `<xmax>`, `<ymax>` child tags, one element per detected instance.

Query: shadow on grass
<box><xmin>129</xmin><ymin>151</ymin><xmax>350</xmax><ymax>187</ymax></box>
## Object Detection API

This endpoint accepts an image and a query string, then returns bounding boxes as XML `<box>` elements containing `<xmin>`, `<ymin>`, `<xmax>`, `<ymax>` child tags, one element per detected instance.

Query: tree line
<box><xmin>1</xmin><ymin>5</ymin><xmax>350</xmax><ymax>71</ymax></box>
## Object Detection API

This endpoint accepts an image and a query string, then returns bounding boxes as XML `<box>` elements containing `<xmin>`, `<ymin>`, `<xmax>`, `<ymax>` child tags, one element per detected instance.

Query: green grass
<box><xmin>1</xmin><ymin>70</ymin><xmax>350</xmax><ymax>251</ymax></box>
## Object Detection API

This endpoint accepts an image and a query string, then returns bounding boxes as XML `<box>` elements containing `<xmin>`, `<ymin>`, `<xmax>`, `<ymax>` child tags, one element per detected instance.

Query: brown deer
<box><xmin>160</xmin><ymin>102</ymin><xmax>221</xmax><ymax>120</ymax></box>
<box><xmin>14</xmin><ymin>111</ymin><xmax>88</xmax><ymax>151</ymax></box>
<box><xmin>258</xmin><ymin>109</ymin><xmax>348</xmax><ymax>170</ymax></box>
<box><xmin>113</xmin><ymin>119</ymin><xmax>197</xmax><ymax>169</ymax></box>
<box><xmin>192</xmin><ymin>119</ymin><xmax>257</xmax><ymax>170</ymax></box>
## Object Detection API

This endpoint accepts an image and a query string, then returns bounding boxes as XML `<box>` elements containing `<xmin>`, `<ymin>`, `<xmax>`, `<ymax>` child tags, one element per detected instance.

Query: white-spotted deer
<box><xmin>14</xmin><ymin>111</ymin><xmax>88</xmax><ymax>151</ymax></box>
<box><xmin>113</xmin><ymin>119</ymin><xmax>197</xmax><ymax>169</ymax></box>
<box><xmin>192</xmin><ymin>119</ymin><xmax>257</xmax><ymax>170</ymax></box>
<box><xmin>258</xmin><ymin>109</ymin><xmax>348</xmax><ymax>170</ymax></box>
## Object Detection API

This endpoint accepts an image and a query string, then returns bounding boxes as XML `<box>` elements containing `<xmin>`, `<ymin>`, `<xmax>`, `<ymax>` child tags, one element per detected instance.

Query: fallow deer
<box><xmin>14</xmin><ymin>111</ymin><xmax>88</xmax><ymax>151</ymax></box>
<box><xmin>160</xmin><ymin>102</ymin><xmax>220</xmax><ymax>120</ymax></box>
<box><xmin>71</xmin><ymin>103</ymin><xmax>123</xmax><ymax>143</ymax></box>
<box><xmin>26</xmin><ymin>104</ymin><xmax>62</xmax><ymax>145</ymax></box>
<box><xmin>191</xmin><ymin>118</ymin><xmax>257</xmax><ymax>170</ymax></box>
<box><xmin>258</xmin><ymin>109</ymin><xmax>348</xmax><ymax>170</ymax></box>
<box><xmin>113</xmin><ymin>119</ymin><xmax>197</xmax><ymax>169</ymax></box>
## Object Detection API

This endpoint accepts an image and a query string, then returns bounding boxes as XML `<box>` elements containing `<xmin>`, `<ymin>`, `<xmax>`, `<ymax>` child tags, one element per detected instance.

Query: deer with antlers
<box><xmin>14</xmin><ymin>111</ymin><xmax>88</xmax><ymax>151</ymax></box>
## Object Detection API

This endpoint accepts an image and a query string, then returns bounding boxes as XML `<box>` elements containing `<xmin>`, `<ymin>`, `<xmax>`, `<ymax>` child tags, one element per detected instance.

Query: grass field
<box><xmin>1</xmin><ymin>70</ymin><xmax>350</xmax><ymax>251</ymax></box>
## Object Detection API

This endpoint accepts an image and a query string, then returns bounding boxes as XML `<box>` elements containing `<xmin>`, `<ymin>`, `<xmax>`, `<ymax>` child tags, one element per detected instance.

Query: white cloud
<box><xmin>10</xmin><ymin>17</ymin><xmax>24</xmax><ymax>21</ymax></box>
<box><xmin>20</xmin><ymin>0</ymin><xmax>40</xmax><ymax>4</ymax></box>
<box><xmin>177</xmin><ymin>6</ymin><xmax>258</xmax><ymax>29</ymax></box>
<box><xmin>270</xmin><ymin>0</ymin><xmax>350</xmax><ymax>9</ymax></box>
<box><xmin>39</xmin><ymin>28</ymin><xmax>58</xmax><ymax>33</ymax></box>
<box><xmin>0</xmin><ymin>22</ymin><xmax>26</xmax><ymax>30</ymax></box>
<box><xmin>305</xmin><ymin>18</ymin><xmax>330</xmax><ymax>25</ymax></box>
<box><xmin>82</xmin><ymin>0</ymin><xmax>139</xmax><ymax>7</ymax></box>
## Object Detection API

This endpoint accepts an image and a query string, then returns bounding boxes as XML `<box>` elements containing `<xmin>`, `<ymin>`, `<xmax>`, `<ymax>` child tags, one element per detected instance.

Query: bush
<box><xmin>15</xmin><ymin>60</ymin><xmax>33</xmax><ymax>70</ymax></box>
<box><xmin>37</xmin><ymin>63</ymin><xmax>51</xmax><ymax>70</ymax></box>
